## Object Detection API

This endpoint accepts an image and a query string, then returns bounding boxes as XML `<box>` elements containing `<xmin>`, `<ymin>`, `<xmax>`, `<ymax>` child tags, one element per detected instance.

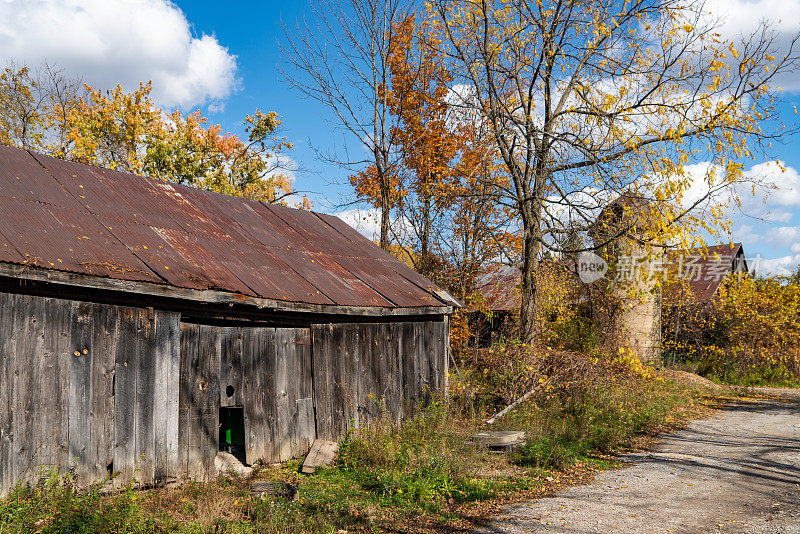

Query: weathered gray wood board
<box><xmin>178</xmin><ymin>324</ymin><xmax>315</xmax><ymax>473</ymax></box>
<box><xmin>0</xmin><ymin>287</ymin><xmax>448</xmax><ymax>494</ymax></box>
<box><xmin>0</xmin><ymin>292</ymin><xmax>180</xmax><ymax>495</ymax></box>
<box><xmin>178</xmin><ymin>323</ymin><xmax>220</xmax><ymax>481</ymax></box>
<box><xmin>311</xmin><ymin>320</ymin><xmax>448</xmax><ymax>441</ymax></box>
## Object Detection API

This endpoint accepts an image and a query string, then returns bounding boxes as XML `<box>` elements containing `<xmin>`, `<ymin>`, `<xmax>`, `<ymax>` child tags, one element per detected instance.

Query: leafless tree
<box><xmin>282</xmin><ymin>0</ymin><xmax>412</xmax><ymax>249</ymax></box>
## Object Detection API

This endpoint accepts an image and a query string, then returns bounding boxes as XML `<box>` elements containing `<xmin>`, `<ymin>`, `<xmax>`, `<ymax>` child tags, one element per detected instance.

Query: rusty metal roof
<box><xmin>666</xmin><ymin>243</ymin><xmax>747</xmax><ymax>303</ymax></box>
<box><xmin>475</xmin><ymin>265</ymin><xmax>522</xmax><ymax>312</ymax></box>
<box><xmin>0</xmin><ymin>145</ymin><xmax>453</xmax><ymax>311</ymax></box>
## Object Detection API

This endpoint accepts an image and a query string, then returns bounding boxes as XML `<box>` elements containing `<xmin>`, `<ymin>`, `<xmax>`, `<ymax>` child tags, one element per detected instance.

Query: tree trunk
<box><xmin>379</xmin><ymin>192</ymin><xmax>390</xmax><ymax>250</ymax></box>
<box><xmin>420</xmin><ymin>184</ymin><xmax>431</xmax><ymax>273</ymax></box>
<box><xmin>519</xmin><ymin>225</ymin><xmax>540</xmax><ymax>345</ymax></box>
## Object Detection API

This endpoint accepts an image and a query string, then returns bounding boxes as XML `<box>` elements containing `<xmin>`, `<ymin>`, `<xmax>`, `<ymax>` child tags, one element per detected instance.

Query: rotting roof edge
<box><xmin>0</xmin><ymin>261</ymin><xmax>454</xmax><ymax>317</ymax></box>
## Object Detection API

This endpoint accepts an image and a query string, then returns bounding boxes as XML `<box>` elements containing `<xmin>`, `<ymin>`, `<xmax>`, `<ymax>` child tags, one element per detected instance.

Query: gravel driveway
<box><xmin>478</xmin><ymin>391</ymin><xmax>800</xmax><ymax>533</ymax></box>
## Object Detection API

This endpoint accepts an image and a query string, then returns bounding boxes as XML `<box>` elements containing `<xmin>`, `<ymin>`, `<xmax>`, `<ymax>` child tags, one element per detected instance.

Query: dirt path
<box><xmin>478</xmin><ymin>392</ymin><xmax>800</xmax><ymax>533</ymax></box>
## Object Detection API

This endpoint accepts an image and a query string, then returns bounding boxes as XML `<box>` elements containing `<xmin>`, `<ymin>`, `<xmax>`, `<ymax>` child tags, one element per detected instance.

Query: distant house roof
<box><xmin>0</xmin><ymin>145</ymin><xmax>455</xmax><ymax>314</ymax></box>
<box><xmin>475</xmin><ymin>260</ymin><xmax>578</xmax><ymax>312</ymax></box>
<box><xmin>666</xmin><ymin>243</ymin><xmax>747</xmax><ymax>303</ymax></box>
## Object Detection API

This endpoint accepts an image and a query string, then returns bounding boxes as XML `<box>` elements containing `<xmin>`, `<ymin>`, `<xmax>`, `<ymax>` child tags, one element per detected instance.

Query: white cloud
<box><xmin>264</xmin><ymin>153</ymin><xmax>299</xmax><ymax>182</ymax></box>
<box><xmin>704</xmin><ymin>0</ymin><xmax>800</xmax><ymax>90</ymax></box>
<box><xmin>743</xmin><ymin>161</ymin><xmax>800</xmax><ymax>207</ymax></box>
<box><xmin>678</xmin><ymin>159</ymin><xmax>800</xmax><ymax>222</ymax></box>
<box><xmin>334</xmin><ymin>208</ymin><xmax>383</xmax><ymax>241</ymax></box>
<box><xmin>0</xmin><ymin>0</ymin><xmax>238</xmax><ymax>109</ymax></box>
<box><xmin>765</xmin><ymin>226</ymin><xmax>800</xmax><ymax>252</ymax></box>
<box><xmin>733</xmin><ymin>223</ymin><xmax>762</xmax><ymax>244</ymax></box>
<box><xmin>755</xmin><ymin>254</ymin><xmax>800</xmax><ymax>276</ymax></box>
<box><xmin>705</xmin><ymin>0</ymin><xmax>800</xmax><ymax>39</ymax></box>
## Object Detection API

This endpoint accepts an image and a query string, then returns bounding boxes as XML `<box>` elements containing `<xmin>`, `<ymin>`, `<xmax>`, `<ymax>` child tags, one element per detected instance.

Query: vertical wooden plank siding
<box><xmin>0</xmin><ymin>287</ymin><xmax>448</xmax><ymax>492</ymax></box>
<box><xmin>273</xmin><ymin>327</ymin><xmax>314</xmax><ymax>461</ymax></box>
<box><xmin>0</xmin><ymin>293</ymin><xmax>16</xmax><ymax>492</ymax></box>
<box><xmin>0</xmin><ymin>292</ymin><xmax>183</xmax><ymax>495</ymax></box>
<box><xmin>177</xmin><ymin>323</ymin><xmax>197</xmax><ymax>479</ymax></box>
<box><xmin>311</xmin><ymin>321</ymin><xmax>446</xmax><ymax>442</ymax></box>
<box><xmin>113</xmin><ymin>308</ymin><xmax>139</xmax><ymax>482</ymax></box>
<box><xmin>87</xmin><ymin>304</ymin><xmax>118</xmax><ymax>484</ymax></box>
<box><xmin>293</xmin><ymin>328</ymin><xmax>315</xmax><ymax>459</ymax></box>
<box><xmin>69</xmin><ymin>303</ymin><xmax>92</xmax><ymax>481</ymax></box>
<box><xmin>154</xmin><ymin>312</ymin><xmax>180</xmax><ymax>483</ymax></box>
<box><xmin>241</xmin><ymin>326</ymin><xmax>274</xmax><ymax>465</ymax></box>
<box><xmin>220</xmin><ymin>327</ymin><xmax>243</xmax><ymax>407</ymax></box>
<box><xmin>113</xmin><ymin>308</ymin><xmax>181</xmax><ymax>486</ymax></box>
<box><xmin>134</xmin><ymin>311</ymin><xmax>157</xmax><ymax>483</ymax></box>
<box><xmin>179</xmin><ymin>323</ymin><xmax>316</xmax><ymax>469</ymax></box>
<box><xmin>185</xmin><ymin>324</ymin><xmax>221</xmax><ymax>481</ymax></box>
<box><xmin>274</xmin><ymin>328</ymin><xmax>291</xmax><ymax>461</ymax></box>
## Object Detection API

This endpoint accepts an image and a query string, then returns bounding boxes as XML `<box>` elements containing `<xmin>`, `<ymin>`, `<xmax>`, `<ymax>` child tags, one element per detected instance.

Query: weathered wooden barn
<box><xmin>0</xmin><ymin>145</ymin><xmax>456</xmax><ymax>494</ymax></box>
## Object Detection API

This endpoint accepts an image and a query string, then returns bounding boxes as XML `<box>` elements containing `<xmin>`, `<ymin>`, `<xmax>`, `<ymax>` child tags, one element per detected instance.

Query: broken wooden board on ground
<box><xmin>473</xmin><ymin>430</ymin><xmax>526</xmax><ymax>451</ymax></box>
<box><xmin>301</xmin><ymin>439</ymin><xmax>338</xmax><ymax>474</ymax></box>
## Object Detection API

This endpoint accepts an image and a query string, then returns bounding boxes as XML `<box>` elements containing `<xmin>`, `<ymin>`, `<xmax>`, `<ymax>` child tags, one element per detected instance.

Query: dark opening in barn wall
<box><xmin>219</xmin><ymin>407</ymin><xmax>246</xmax><ymax>464</ymax></box>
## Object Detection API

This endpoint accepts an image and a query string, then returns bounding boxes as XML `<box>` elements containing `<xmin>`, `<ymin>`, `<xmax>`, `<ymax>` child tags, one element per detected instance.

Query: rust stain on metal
<box><xmin>0</xmin><ymin>146</ymin><xmax>452</xmax><ymax>308</ymax></box>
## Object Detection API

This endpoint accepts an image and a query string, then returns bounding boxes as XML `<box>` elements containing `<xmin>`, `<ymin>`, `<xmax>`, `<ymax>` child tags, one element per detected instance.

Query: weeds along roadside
<box><xmin>0</xmin><ymin>342</ymin><xmax>717</xmax><ymax>533</ymax></box>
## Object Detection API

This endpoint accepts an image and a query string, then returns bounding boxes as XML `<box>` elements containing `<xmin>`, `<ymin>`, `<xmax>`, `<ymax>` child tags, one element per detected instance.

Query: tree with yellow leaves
<box><xmin>0</xmin><ymin>64</ymin><xmax>297</xmax><ymax>204</ymax></box>
<box><xmin>0</xmin><ymin>62</ymin><xmax>84</xmax><ymax>153</ymax></box>
<box><xmin>663</xmin><ymin>268</ymin><xmax>800</xmax><ymax>385</ymax></box>
<box><xmin>433</xmin><ymin>0</ymin><xmax>800</xmax><ymax>344</ymax></box>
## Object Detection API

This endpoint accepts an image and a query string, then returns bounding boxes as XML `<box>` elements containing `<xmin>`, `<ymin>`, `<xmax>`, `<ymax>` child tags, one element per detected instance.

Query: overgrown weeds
<box><xmin>0</xmin><ymin>469</ymin><xmax>164</xmax><ymax>533</ymax></box>
<box><xmin>0</xmin><ymin>343</ymin><xmax>713</xmax><ymax>533</ymax></box>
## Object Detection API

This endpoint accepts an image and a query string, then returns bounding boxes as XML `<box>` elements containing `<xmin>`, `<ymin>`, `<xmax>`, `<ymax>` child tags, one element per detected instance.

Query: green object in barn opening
<box><xmin>219</xmin><ymin>406</ymin><xmax>246</xmax><ymax>463</ymax></box>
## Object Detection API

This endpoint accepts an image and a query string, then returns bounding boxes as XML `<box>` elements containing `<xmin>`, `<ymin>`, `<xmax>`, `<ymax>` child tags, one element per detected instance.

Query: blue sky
<box><xmin>2</xmin><ymin>0</ymin><xmax>800</xmax><ymax>274</ymax></box>
<box><xmin>174</xmin><ymin>0</ymin><xmax>355</xmax><ymax>209</ymax></box>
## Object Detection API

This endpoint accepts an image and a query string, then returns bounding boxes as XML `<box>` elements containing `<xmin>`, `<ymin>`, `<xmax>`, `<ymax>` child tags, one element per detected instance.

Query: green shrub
<box><xmin>0</xmin><ymin>469</ymin><xmax>162</xmax><ymax>533</ymax></box>
<box><xmin>505</xmin><ymin>365</ymin><xmax>697</xmax><ymax>470</ymax></box>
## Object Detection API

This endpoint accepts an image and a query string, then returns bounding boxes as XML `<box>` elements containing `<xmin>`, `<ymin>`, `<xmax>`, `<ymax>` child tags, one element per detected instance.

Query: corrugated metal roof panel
<box><xmin>331</xmin><ymin>254</ymin><xmax>442</xmax><ymax>307</ymax></box>
<box><xmin>476</xmin><ymin>265</ymin><xmax>521</xmax><ymax>312</ymax></box>
<box><xmin>270</xmin><ymin>247</ymin><xmax>393</xmax><ymax>307</ymax></box>
<box><xmin>198</xmin><ymin>238</ymin><xmax>335</xmax><ymax>305</ymax></box>
<box><xmin>0</xmin><ymin>198</ymin><xmax>159</xmax><ymax>281</ymax></box>
<box><xmin>31</xmin><ymin>154</ymin><xmax>186</xmax><ymax>230</ymax></box>
<box><xmin>666</xmin><ymin>243</ymin><xmax>745</xmax><ymax>303</ymax></box>
<box><xmin>0</xmin><ymin>148</ymin><xmax>452</xmax><ymax>310</ymax></box>
<box><xmin>0</xmin><ymin>146</ymin><xmax>83</xmax><ymax>208</ymax></box>
<box><xmin>314</xmin><ymin>212</ymin><xmax>391</xmax><ymax>260</ymax></box>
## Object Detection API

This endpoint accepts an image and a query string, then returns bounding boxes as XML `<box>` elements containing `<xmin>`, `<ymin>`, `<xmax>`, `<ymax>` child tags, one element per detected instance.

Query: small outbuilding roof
<box><xmin>0</xmin><ymin>145</ymin><xmax>456</xmax><ymax>315</ymax></box>
<box><xmin>475</xmin><ymin>265</ymin><xmax>521</xmax><ymax>312</ymax></box>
